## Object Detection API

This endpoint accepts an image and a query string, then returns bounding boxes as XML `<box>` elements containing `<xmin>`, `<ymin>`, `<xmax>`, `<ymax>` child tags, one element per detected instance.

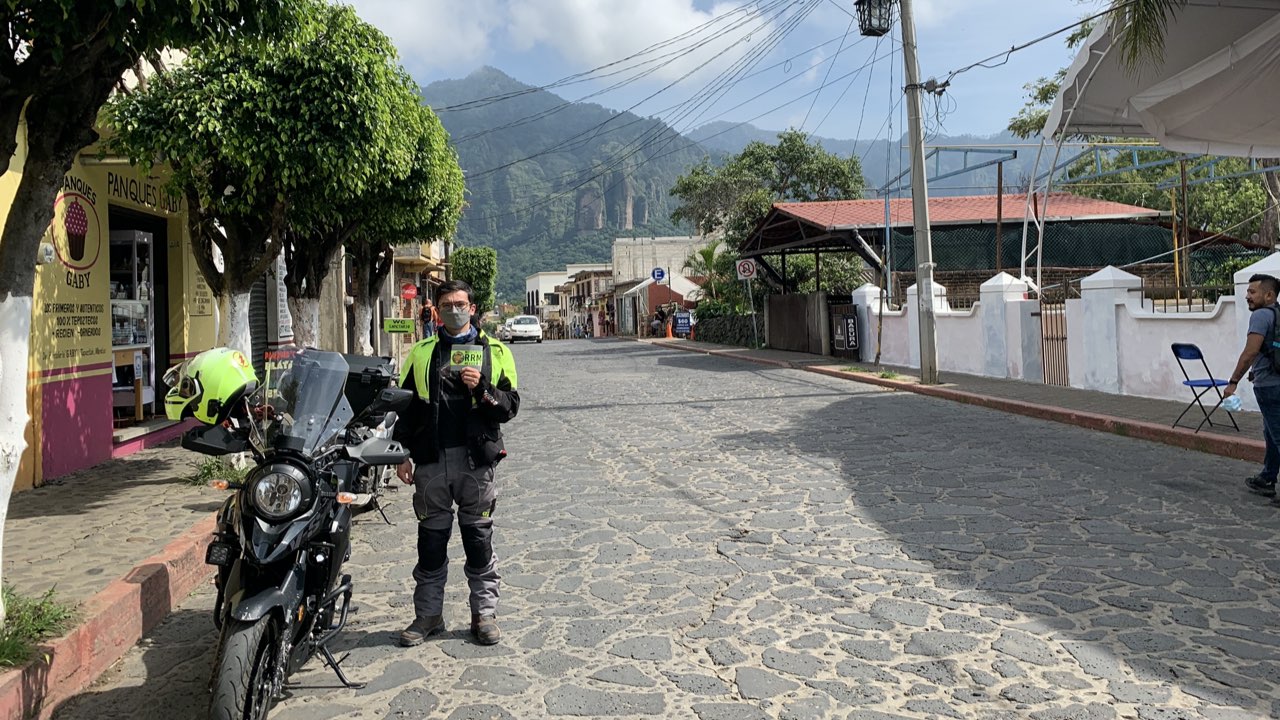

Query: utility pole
<box><xmin>898</xmin><ymin>0</ymin><xmax>938</xmax><ymax>384</ymax></box>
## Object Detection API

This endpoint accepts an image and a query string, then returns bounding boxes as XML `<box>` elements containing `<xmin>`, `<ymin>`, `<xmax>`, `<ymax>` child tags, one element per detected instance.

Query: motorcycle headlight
<box><xmin>249</xmin><ymin>468</ymin><xmax>308</xmax><ymax>521</ymax></box>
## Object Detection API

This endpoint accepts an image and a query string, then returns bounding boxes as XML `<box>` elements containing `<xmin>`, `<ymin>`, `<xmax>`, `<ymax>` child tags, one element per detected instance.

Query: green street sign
<box><xmin>383</xmin><ymin>318</ymin><xmax>415</xmax><ymax>334</ymax></box>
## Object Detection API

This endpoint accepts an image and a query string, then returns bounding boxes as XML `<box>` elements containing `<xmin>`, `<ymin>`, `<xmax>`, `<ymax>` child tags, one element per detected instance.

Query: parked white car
<box><xmin>507</xmin><ymin>315</ymin><xmax>543</xmax><ymax>343</ymax></box>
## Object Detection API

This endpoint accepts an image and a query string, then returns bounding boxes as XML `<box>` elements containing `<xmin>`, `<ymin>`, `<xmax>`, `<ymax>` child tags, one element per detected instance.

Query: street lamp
<box><xmin>855</xmin><ymin>0</ymin><xmax>893</xmax><ymax>37</ymax></box>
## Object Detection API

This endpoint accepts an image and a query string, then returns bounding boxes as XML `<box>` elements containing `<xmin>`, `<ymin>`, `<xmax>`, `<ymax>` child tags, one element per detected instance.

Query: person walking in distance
<box><xmin>1224</xmin><ymin>273</ymin><xmax>1280</xmax><ymax>503</ymax></box>
<box><xmin>394</xmin><ymin>280</ymin><xmax>520</xmax><ymax>645</ymax></box>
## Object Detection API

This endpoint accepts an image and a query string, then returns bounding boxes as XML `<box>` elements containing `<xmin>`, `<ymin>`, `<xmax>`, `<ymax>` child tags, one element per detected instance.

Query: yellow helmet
<box><xmin>164</xmin><ymin>347</ymin><xmax>259</xmax><ymax>425</ymax></box>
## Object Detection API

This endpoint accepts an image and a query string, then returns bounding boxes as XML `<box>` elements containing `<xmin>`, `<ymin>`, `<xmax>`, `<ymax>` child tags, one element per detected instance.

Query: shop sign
<box><xmin>400</xmin><ymin>284</ymin><xmax>418</xmax><ymax>300</ymax></box>
<box><xmin>383</xmin><ymin>318</ymin><xmax>415</xmax><ymax>334</ymax></box>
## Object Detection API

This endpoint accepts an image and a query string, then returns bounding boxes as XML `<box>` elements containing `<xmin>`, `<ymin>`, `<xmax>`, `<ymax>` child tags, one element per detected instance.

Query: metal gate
<box><xmin>1037</xmin><ymin>285</ymin><xmax>1071</xmax><ymax>387</ymax></box>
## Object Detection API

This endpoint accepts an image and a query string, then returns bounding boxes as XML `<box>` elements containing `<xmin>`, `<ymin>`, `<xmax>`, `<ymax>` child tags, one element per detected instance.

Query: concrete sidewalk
<box><xmin>0</xmin><ymin>443</ymin><xmax>220</xmax><ymax>719</ymax></box>
<box><xmin>649</xmin><ymin>338</ymin><xmax>1266</xmax><ymax>464</ymax></box>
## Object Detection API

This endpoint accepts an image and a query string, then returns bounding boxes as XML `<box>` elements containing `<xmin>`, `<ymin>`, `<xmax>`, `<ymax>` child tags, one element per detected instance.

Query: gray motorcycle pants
<box><xmin>411</xmin><ymin>446</ymin><xmax>500</xmax><ymax>618</ymax></box>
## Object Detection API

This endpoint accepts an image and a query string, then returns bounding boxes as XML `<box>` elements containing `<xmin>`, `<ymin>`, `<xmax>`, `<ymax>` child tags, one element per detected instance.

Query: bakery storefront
<box><xmin>1</xmin><ymin>136</ymin><xmax>227</xmax><ymax>489</ymax></box>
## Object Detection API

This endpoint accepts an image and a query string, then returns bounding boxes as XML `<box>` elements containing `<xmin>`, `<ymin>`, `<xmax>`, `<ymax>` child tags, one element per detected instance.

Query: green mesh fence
<box><xmin>887</xmin><ymin>222</ymin><xmax>1185</xmax><ymax>272</ymax></box>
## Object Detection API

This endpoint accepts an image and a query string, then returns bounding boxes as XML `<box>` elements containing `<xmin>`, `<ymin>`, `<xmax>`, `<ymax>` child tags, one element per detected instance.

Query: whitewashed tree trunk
<box><xmin>352</xmin><ymin>297</ymin><xmax>374</xmax><ymax>356</ymax></box>
<box><xmin>218</xmin><ymin>291</ymin><xmax>253</xmax><ymax>355</ymax></box>
<box><xmin>0</xmin><ymin>294</ymin><xmax>33</xmax><ymax>626</ymax></box>
<box><xmin>288</xmin><ymin>296</ymin><xmax>320</xmax><ymax>349</ymax></box>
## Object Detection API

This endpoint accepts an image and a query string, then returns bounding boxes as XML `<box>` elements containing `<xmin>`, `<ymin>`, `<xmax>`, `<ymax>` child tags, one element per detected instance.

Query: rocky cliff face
<box><xmin>420</xmin><ymin>67</ymin><xmax>712</xmax><ymax>300</ymax></box>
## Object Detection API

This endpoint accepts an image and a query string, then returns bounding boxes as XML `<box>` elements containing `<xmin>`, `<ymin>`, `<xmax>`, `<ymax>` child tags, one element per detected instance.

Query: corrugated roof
<box><xmin>772</xmin><ymin>193</ymin><xmax>1166</xmax><ymax>232</ymax></box>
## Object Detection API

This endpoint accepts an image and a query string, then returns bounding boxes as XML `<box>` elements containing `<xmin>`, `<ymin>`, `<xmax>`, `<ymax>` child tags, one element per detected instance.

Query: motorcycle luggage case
<box><xmin>341</xmin><ymin>354</ymin><xmax>395</xmax><ymax>417</ymax></box>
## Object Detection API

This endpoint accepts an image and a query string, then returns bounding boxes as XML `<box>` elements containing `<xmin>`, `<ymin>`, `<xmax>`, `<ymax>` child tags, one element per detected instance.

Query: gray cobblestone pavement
<box><xmin>54</xmin><ymin>339</ymin><xmax>1280</xmax><ymax>719</ymax></box>
<box><xmin>5</xmin><ymin>443</ymin><xmax>214</xmax><ymax>607</ymax></box>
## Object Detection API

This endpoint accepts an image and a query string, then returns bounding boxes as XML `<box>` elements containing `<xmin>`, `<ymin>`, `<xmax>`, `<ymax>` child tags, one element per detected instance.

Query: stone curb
<box><xmin>0</xmin><ymin>513</ymin><xmax>217</xmax><ymax>720</ymax></box>
<box><xmin>652</xmin><ymin>340</ymin><xmax>1266</xmax><ymax>464</ymax></box>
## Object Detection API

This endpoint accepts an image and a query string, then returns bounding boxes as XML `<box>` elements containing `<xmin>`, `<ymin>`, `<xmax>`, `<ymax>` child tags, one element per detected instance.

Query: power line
<box><xmin>454</xmin><ymin>0</ymin><xmax>796</xmax><ymax>144</ymax></box>
<box><xmin>435</xmin><ymin>0</ymin><xmax>777</xmax><ymax>112</ymax></box>
<box><xmin>800</xmin><ymin>14</ymin><xmax>854</xmax><ymax>131</ymax></box>
<box><xmin>460</xmin><ymin>7</ymin><xmax>889</xmax><ymax>228</ymax></box>
<box><xmin>462</xmin><ymin>0</ymin><xmax>805</xmax><ymax>182</ymax></box>
<box><xmin>940</xmin><ymin>2</ymin><xmax>1135</xmax><ymax>85</ymax></box>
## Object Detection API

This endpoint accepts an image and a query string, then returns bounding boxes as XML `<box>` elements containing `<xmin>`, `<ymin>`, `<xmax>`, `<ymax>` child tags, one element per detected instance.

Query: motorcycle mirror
<box><xmin>366</xmin><ymin>387</ymin><xmax>412</xmax><ymax>415</ymax></box>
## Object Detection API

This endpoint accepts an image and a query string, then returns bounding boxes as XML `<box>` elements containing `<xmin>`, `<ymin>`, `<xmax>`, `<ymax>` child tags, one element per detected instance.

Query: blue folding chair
<box><xmin>1171</xmin><ymin>343</ymin><xmax>1240</xmax><ymax>433</ymax></box>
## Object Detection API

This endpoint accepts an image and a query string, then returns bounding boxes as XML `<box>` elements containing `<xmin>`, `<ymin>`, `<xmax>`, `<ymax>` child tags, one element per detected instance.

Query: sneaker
<box><xmin>399</xmin><ymin>615</ymin><xmax>445</xmax><ymax>647</ymax></box>
<box><xmin>1246</xmin><ymin>475</ymin><xmax>1277</xmax><ymax>497</ymax></box>
<box><xmin>471</xmin><ymin>614</ymin><xmax>500</xmax><ymax>646</ymax></box>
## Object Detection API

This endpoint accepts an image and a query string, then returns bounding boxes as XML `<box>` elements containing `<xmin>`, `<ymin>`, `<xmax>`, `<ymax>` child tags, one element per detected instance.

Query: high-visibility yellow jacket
<box><xmin>394</xmin><ymin>330</ymin><xmax>519</xmax><ymax>464</ymax></box>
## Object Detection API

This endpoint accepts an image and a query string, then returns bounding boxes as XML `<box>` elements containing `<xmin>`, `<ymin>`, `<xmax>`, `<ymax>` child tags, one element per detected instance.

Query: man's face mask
<box><xmin>439</xmin><ymin>304</ymin><xmax>472</xmax><ymax>333</ymax></box>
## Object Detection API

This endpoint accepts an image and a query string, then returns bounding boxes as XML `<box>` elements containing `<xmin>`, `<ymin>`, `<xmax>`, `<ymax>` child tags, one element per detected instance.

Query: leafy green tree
<box><xmin>108</xmin><ymin>0</ymin><xmax>422</xmax><ymax>353</ymax></box>
<box><xmin>683</xmin><ymin>242</ymin><xmax>735</xmax><ymax>301</ymax></box>
<box><xmin>0</xmin><ymin>0</ymin><xmax>288</xmax><ymax>628</ymax></box>
<box><xmin>450</xmin><ymin>246</ymin><xmax>499</xmax><ymax>316</ymax></box>
<box><xmin>671</xmin><ymin>129</ymin><xmax>864</xmax><ymax>245</ymax></box>
<box><xmin>345</xmin><ymin>109</ymin><xmax>464</xmax><ymax>355</ymax></box>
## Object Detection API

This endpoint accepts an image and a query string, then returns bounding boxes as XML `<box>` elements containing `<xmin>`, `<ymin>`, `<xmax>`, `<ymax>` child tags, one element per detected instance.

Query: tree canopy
<box><xmin>450</xmin><ymin>246</ymin><xmax>499</xmax><ymax>315</ymax></box>
<box><xmin>106</xmin><ymin>0</ymin><xmax>421</xmax><ymax>297</ymax></box>
<box><xmin>670</xmin><ymin>129</ymin><xmax>865</xmax><ymax>246</ymax></box>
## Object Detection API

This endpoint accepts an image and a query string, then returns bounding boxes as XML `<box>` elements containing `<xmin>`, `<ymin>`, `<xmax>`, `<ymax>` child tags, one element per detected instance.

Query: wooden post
<box><xmin>134</xmin><ymin>378</ymin><xmax>144</xmax><ymax>421</ymax></box>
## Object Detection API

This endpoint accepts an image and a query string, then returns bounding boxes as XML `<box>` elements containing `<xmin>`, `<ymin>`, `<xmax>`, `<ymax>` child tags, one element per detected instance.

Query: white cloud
<box><xmin>504</xmin><ymin>0</ymin><xmax>776</xmax><ymax>82</ymax></box>
<box><xmin>345</xmin><ymin>0</ymin><xmax>505</xmax><ymax>70</ymax></box>
<box><xmin>804</xmin><ymin>50</ymin><xmax>825</xmax><ymax>83</ymax></box>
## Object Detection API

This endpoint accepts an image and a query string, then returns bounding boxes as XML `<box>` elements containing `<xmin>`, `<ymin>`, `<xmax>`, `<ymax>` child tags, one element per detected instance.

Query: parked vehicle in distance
<box><xmin>495</xmin><ymin>322</ymin><xmax>512</xmax><ymax>341</ymax></box>
<box><xmin>507</xmin><ymin>315</ymin><xmax>543</xmax><ymax>343</ymax></box>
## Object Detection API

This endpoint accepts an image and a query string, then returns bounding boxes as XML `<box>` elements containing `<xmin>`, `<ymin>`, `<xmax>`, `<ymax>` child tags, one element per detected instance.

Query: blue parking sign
<box><xmin>651</xmin><ymin>268</ymin><xmax>666</xmax><ymax>282</ymax></box>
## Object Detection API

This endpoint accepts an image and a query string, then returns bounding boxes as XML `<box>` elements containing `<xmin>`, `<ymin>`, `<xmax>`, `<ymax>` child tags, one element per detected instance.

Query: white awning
<box><xmin>621</xmin><ymin>277</ymin><xmax>654</xmax><ymax>296</ymax></box>
<box><xmin>1045</xmin><ymin>1</ymin><xmax>1280</xmax><ymax>157</ymax></box>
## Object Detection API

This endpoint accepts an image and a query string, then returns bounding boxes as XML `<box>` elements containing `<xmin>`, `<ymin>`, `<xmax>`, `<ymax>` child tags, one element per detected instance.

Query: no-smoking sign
<box><xmin>736</xmin><ymin>258</ymin><xmax>757</xmax><ymax>281</ymax></box>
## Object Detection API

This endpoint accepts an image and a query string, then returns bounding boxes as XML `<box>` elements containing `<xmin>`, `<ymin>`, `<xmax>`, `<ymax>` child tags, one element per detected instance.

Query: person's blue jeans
<box><xmin>1253</xmin><ymin>384</ymin><xmax>1280</xmax><ymax>481</ymax></box>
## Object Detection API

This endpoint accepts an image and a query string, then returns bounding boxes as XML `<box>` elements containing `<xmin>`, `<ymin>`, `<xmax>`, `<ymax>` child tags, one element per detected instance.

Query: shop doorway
<box><xmin>107</xmin><ymin>206</ymin><xmax>171</xmax><ymax>428</ymax></box>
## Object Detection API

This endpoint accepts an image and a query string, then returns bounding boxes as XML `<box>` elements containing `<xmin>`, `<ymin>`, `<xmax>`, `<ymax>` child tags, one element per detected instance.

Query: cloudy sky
<box><xmin>345</xmin><ymin>0</ymin><xmax>1101</xmax><ymax>141</ymax></box>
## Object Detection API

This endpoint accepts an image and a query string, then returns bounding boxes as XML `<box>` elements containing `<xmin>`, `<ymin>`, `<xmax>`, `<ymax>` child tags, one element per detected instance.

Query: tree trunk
<box><xmin>218</xmin><ymin>291</ymin><xmax>253</xmax><ymax>356</ymax></box>
<box><xmin>351</xmin><ymin>298</ymin><xmax>374</xmax><ymax>356</ymax></box>
<box><xmin>288</xmin><ymin>296</ymin><xmax>321</xmax><ymax>349</ymax></box>
<box><xmin>0</xmin><ymin>295</ymin><xmax>33</xmax><ymax>627</ymax></box>
<box><xmin>0</xmin><ymin>85</ymin><xmax>109</xmax><ymax>626</ymax></box>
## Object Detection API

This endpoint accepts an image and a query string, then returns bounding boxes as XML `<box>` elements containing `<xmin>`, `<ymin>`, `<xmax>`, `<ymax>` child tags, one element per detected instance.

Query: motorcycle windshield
<box><xmin>253</xmin><ymin>349</ymin><xmax>353</xmax><ymax>456</ymax></box>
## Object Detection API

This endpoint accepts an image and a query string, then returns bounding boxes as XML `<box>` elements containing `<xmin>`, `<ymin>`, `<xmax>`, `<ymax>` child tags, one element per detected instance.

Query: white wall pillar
<box><xmin>906</xmin><ymin>281</ymin><xmax>947</xmax><ymax>369</ymax></box>
<box><xmin>851</xmin><ymin>283</ymin><xmax>881</xmax><ymax>361</ymax></box>
<box><xmin>1232</xmin><ymin>252</ymin><xmax>1280</xmax><ymax>410</ymax></box>
<box><xmin>1079</xmin><ymin>266</ymin><xmax>1141</xmax><ymax>393</ymax></box>
<box><xmin>980</xmin><ymin>273</ymin><xmax>1028</xmax><ymax>378</ymax></box>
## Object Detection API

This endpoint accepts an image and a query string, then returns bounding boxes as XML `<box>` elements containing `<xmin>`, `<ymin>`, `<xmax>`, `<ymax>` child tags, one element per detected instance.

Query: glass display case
<box><xmin>109</xmin><ymin>231</ymin><xmax>155</xmax><ymax>410</ymax></box>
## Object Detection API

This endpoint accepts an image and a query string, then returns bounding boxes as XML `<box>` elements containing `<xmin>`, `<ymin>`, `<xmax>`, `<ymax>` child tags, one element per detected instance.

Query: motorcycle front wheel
<box><xmin>209</xmin><ymin>616</ymin><xmax>283</xmax><ymax>720</ymax></box>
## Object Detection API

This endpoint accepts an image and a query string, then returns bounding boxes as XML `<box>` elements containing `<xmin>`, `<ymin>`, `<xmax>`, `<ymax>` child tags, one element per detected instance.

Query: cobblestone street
<box><xmin>55</xmin><ymin>339</ymin><xmax>1280</xmax><ymax>719</ymax></box>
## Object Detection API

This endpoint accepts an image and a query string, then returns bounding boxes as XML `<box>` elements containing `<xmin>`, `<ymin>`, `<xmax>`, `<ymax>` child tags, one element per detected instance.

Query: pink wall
<box><xmin>41</xmin><ymin>372</ymin><xmax>113</xmax><ymax>480</ymax></box>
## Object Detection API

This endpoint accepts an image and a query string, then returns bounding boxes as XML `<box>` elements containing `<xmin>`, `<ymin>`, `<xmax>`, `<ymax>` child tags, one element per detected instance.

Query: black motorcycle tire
<box><xmin>209</xmin><ymin>616</ymin><xmax>282</xmax><ymax>720</ymax></box>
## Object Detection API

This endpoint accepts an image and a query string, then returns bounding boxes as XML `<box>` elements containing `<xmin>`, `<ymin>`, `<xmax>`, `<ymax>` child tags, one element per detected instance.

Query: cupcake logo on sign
<box><xmin>51</xmin><ymin>181</ymin><xmax>101</xmax><ymax>288</ymax></box>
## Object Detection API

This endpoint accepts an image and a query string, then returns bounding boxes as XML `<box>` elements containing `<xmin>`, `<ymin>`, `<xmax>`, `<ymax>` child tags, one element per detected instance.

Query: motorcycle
<box><xmin>177</xmin><ymin>349</ymin><xmax>412</xmax><ymax>719</ymax></box>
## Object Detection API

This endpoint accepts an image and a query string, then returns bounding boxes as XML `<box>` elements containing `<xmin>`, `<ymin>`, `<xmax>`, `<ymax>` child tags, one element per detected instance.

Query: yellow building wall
<box><xmin>1</xmin><ymin>111</ymin><xmax>216</xmax><ymax>488</ymax></box>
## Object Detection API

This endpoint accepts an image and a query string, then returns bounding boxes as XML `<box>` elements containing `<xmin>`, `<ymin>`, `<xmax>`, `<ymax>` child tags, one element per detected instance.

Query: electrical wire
<box><xmin>435</xmin><ymin>0</ymin><xmax>779</xmax><ymax>112</ymax></box>
<box><xmin>469</xmin><ymin>0</ymin><xmax>824</xmax><ymax>196</ymax></box>
<box><xmin>940</xmin><ymin>1</ymin><xmax>1136</xmax><ymax>85</ymax></box>
<box><xmin>813</xmin><ymin>35</ymin><xmax>882</xmax><ymax>138</ymax></box>
<box><xmin>462</xmin><ymin>0</ymin><xmax>808</xmax><ymax>182</ymax></box>
<box><xmin>459</xmin><ymin>10</ymin><xmax>891</xmax><ymax>228</ymax></box>
<box><xmin>454</xmin><ymin>0</ymin><xmax>798</xmax><ymax>144</ymax></box>
<box><xmin>800</xmin><ymin>14</ymin><xmax>854</xmax><ymax>131</ymax></box>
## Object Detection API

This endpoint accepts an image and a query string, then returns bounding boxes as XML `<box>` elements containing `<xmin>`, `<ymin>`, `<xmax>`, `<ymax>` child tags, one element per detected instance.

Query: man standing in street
<box><xmin>1224</xmin><ymin>273</ymin><xmax>1280</xmax><ymax>503</ymax></box>
<box><xmin>394</xmin><ymin>280</ymin><xmax>520</xmax><ymax>646</ymax></box>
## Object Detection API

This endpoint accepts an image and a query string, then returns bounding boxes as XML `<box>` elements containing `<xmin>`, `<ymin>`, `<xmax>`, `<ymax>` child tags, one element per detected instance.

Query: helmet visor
<box><xmin>175</xmin><ymin>375</ymin><xmax>202</xmax><ymax>400</ymax></box>
<box><xmin>163</xmin><ymin>360</ymin><xmax>190</xmax><ymax>389</ymax></box>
